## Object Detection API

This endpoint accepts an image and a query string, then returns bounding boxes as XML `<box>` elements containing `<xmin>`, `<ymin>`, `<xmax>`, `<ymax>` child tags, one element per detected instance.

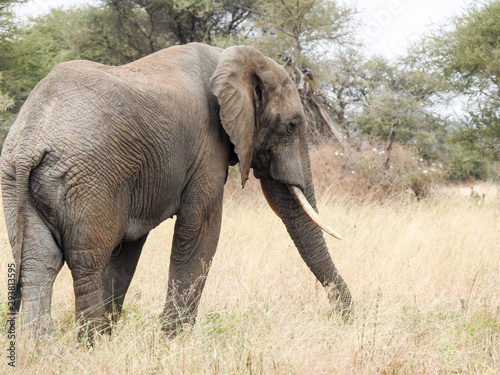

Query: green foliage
<box><xmin>91</xmin><ymin>0</ymin><xmax>256</xmax><ymax>63</ymax></box>
<box><xmin>444</xmin><ymin>144</ymin><xmax>493</xmax><ymax>181</ymax></box>
<box><xmin>439</xmin><ymin>1</ymin><xmax>500</xmax><ymax>89</ymax></box>
<box><xmin>1</xmin><ymin>7</ymin><xmax>116</xmax><ymax>109</ymax></box>
<box><xmin>0</xmin><ymin>0</ymin><xmax>29</xmax><ymax>140</ymax></box>
<box><xmin>317</xmin><ymin>50</ymin><xmax>451</xmax><ymax>167</ymax></box>
<box><xmin>0</xmin><ymin>0</ymin><xmax>27</xmax><ymax>32</ymax></box>
<box><xmin>252</xmin><ymin>0</ymin><xmax>356</xmax><ymax>62</ymax></box>
<box><xmin>443</xmin><ymin>0</ymin><xmax>500</xmax><ymax>164</ymax></box>
<box><xmin>356</xmin><ymin>60</ymin><xmax>446</xmax><ymax>142</ymax></box>
<box><xmin>410</xmin><ymin>0</ymin><xmax>500</xmax><ymax>179</ymax></box>
<box><xmin>0</xmin><ymin>73</ymin><xmax>13</xmax><ymax>112</ymax></box>
<box><xmin>2</xmin><ymin>0</ymin><xmax>500</xmax><ymax>182</ymax></box>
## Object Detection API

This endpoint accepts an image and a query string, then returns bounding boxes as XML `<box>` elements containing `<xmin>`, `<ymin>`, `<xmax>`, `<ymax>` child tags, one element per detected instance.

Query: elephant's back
<box><xmin>4</xmin><ymin>60</ymin><xmax>124</xmax><ymax>146</ymax></box>
<box><xmin>7</xmin><ymin>58</ymin><xmax>170</xmax><ymax>153</ymax></box>
<box><xmin>5</xmin><ymin>43</ymin><xmax>221</xmax><ymax>153</ymax></box>
<box><xmin>2</xmin><ymin>62</ymin><xmax>160</xmax><ymax>204</ymax></box>
<box><xmin>2</xmin><ymin>45</ymin><xmax>218</xmax><ymax>227</ymax></box>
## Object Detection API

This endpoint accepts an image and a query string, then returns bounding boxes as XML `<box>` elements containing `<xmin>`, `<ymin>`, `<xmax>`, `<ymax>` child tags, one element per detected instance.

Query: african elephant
<box><xmin>1</xmin><ymin>42</ymin><xmax>352</xmax><ymax>340</ymax></box>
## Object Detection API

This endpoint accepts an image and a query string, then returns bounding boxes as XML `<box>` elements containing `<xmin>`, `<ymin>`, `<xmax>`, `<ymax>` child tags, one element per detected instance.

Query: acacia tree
<box><xmin>410</xmin><ymin>0</ymin><xmax>500</xmax><ymax>178</ymax></box>
<box><xmin>91</xmin><ymin>0</ymin><xmax>256</xmax><ymax>63</ymax></box>
<box><xmin>353</xmin><ymin>58</ymin><xmax>448</xmax><ymax>157</ymax></box>
<box><xmin>251</xmin><ymin>0</ymin><xmax>356</xmax><ymax>146</ymax></box>
<box><xmin>0</xmin><ymin>0</ymin><xmax>28</xmax><ymax>132</ymax></box>
<box><xmin>0</xmin><ymin>0</ymin><xmax>28</xmax><ymax>31</ymax></box>
<box><xmin>313</xmin><ymin>47</ymin><xmax>451</xmax><ymax>169</ymax></box>
<box><xmin>1</xmin><ymin>7</ymin><xmax>114</xmax><ymax>112</ymax></box>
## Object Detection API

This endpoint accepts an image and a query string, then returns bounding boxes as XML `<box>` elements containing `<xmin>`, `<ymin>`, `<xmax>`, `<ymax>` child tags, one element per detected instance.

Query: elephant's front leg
<box><xmin>162</xmin><ymin>184</ymin><xmax>224</xmax><ymax>337</ymax></box>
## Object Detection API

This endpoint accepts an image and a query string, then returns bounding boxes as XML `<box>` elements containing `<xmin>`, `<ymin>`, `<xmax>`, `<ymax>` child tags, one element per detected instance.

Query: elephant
<box><xmin>1</xmin><ymin>42</ymin><xmax>352</xmax><ymax>340</ymax></box>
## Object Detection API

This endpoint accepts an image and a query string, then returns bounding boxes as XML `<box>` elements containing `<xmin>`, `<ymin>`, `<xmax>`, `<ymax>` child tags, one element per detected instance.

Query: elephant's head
<box><xmin>210</xmin><ymin>46</ymin><xmax>352</xmax><ymax>320</ymax></box>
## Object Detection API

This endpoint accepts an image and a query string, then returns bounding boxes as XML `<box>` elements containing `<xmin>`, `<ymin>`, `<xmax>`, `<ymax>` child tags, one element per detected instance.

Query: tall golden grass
<box><xmin>0</xmin><ymin>175</ymin><xmax>498</xmax><ymax>373</ymax></box>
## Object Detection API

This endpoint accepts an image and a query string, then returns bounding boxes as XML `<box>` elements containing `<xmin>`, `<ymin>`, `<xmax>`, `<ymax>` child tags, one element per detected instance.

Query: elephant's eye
<box><xmin>287</xmin><ymin>120</ymin><xmax>298</xmax><ymax>134</ymax></box>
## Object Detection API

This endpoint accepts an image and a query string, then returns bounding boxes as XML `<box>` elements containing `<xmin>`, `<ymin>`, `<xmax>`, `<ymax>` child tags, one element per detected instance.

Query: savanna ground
<box><xmin>0</xmin><ymin>147</ymin><xmax>499</xmax><ymax>374</ymax></box>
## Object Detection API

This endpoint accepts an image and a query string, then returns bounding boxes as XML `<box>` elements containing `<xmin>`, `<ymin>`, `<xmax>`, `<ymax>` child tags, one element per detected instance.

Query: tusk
<box><xmin>288</xmin><ymin>185</ymin><xmax>343</xmax><ymax>240</ymax></box>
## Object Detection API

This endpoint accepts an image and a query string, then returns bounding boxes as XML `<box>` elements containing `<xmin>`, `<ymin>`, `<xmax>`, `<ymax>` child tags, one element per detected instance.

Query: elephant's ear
<box><xmin>210</xmin><ymin>46</ymin><xmax>272</xmax><ymax>188</ymax></box>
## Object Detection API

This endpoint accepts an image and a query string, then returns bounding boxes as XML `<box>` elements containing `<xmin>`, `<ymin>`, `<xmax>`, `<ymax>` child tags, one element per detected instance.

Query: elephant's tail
<box><xmin>12</xmin><ymin>154</ymin><xmax>43</xmax><ymax>313</ymax></box>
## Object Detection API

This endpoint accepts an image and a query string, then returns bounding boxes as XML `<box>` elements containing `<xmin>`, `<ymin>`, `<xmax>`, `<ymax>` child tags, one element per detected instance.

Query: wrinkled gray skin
<box><xmin>1</xmin><ymin>43</ymin><xmax>352</xmax><ymax>340</ymax></box>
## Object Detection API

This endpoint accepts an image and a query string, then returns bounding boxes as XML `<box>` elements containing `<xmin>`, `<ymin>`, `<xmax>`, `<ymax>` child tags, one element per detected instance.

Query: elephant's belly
<box><xmin>123</xmin><ymin>219</ymin><xmax>158</xmax><ymax>242</ymax></box>
<box><xmin>123</xmin><ymin>199</ymin><xmax>180</xmax><ymax>242</ymax></box>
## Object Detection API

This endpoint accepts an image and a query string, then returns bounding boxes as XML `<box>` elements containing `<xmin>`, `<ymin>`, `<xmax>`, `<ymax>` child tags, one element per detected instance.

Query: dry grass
<box><xmin>0</xmin><ymin>179</ymin><xmax>499</xmax><ymax>374</ymax></box>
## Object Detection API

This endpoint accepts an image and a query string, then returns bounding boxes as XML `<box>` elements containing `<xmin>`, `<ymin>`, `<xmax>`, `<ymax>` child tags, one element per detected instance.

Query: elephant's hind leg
<box><xmin>64</xmin><ymin>227</ymin><xmax>123</xmax><ymax>342</ymax></box>
<box><xmin>102</xmin><ymin>234</ymin><xmax>148</xmax><ymax>328</ymax></box>
<box><xmin>65</xmin><ymin>252</ymin><xmax>108</xmax><ymax>343</ymax></box>
<box><xmin>19</xmin><ymin>205</ymin><xmax>64</xmax><ymax>337</ymax></box>
<box><xmin>62</xmin><ymin>194</ymin><xmax>131</xmax><ymax>343</ymax></box>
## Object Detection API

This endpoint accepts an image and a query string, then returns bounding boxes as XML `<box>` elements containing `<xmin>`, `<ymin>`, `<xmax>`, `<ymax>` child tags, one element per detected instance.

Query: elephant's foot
<box><xmin>72</xmin><ymin>273</ymin><xmax>114</xmax><ymax>344</ymax></box>
<box><xmin>21</xmin><ymin>290</ymin><xmax>57</xmax><ymax>339</ymax></box>
<box><xmin>22</xmin><ymin>311</ymin><xmax>55</xmax><ymax>339</ymax></box>
<box><xmin>161</xmin><ymin>280</ymin><xmax>205</xmax><ymax>338</ymax></box>
<box><xmin>76</xmin><ymin>317</ymin><xmax>111</xmax><ymax>346</ymax></box>
<box><xmin>161</xmin><ymin>306</ymin><xmax>197</xmax><ymax>339</ymax></box>
<box><xmin>102</xmin><ymin>301</ymin><xmax>123</xmax><ymax>331</ymax></box>
<box><xmin>75</xmin><ymin>304</ymin><xmax>113</xmax><ymax>346</ymax></box>
<box><xmin>161</xmin><ymin>318</ymin><xmax>187</xmax><ymax>339</ymax></box>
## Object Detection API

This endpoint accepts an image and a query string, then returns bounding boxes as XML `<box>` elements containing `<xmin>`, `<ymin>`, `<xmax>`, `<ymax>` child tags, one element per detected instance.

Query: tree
<box><xmin>90</xmin><ymin>0</ymin><xmax>256</xmax><ymax>63</ymax></box>
<box><xmin>0</xmin><ymin>0</ymin><xmax>29</xmax><ymax>32</ymax></box>
<box><xmin>1</xmin><ymin>0</ymin><xmax>28</xmax><ymax>133</ymax></box>
<box><xmin>250</xmin><ymin>0</ymin><xmax>357</xmax><ymax>146</ymax></box>
<box><xmin>0</xmin><ymin>0</ymin><xmax>30</xmax><ymax>65</ymax></box>
<box><xmin>315</xmin><ymin>49</ymin><xmax>451</xmax><ymax>164</ymax></box>
<box><xmin>254</xmin><ymin>0</ymin><xmax>355</xmax><ymax>62</ymax></box>
<box><xmin>358</xmin><ymin>59</ymin><xmax>449</xmax><ymax>158</ymax></box>
<box><xmin>410</xmin><ymin>0</ymin><xmax>500</xmax><ymax>178</ymax></box>
<box><xmin>1</xmin><ymin>7</ymin><xmax>114</xmax><ymax>111</ymax></box>
<box><xmin>0</xmin><ymin>73</ymin><xmax>13</xmax><ymax>112</ymax></box>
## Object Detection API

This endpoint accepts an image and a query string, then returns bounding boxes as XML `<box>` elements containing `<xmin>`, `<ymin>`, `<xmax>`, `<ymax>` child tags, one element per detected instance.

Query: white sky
<box><xmin>16</xmin><ymin>0</ymin><xmax>475</xmax><ymax>59</ymax></box>
<box><xmin>355</xmin><ymin>0</ymin><xmax>474</xmax><ymax>58</ymax></box>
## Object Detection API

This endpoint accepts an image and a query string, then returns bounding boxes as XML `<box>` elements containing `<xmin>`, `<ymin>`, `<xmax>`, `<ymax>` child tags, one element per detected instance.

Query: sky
<box><xmin>15</xmin><ymin>0</ymin><xmax>476</xmax><ymax>59</ymax></box>
<box><xmin>355</xmin><ymin>0</ymin><xmax>473</xmax><ymax>58</ymax></box>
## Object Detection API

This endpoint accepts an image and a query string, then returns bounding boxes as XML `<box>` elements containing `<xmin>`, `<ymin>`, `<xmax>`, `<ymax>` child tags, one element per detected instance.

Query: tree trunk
<box><xmin>384</xmin><ymin>121</ymin><xmax>399</xmax><ymax>169</ymax></box>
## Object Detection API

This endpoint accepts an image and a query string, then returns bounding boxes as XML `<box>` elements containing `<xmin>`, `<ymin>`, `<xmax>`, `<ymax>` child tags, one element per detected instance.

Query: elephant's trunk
<box><xmin>259</xmin><ymin>135</ymin><xmax>353</xmax><ymax>320</ymax></box>
<box><xmin>261</xmin><ymin>178</ymin><xmax>352</xmax><ymax>320</ymax></box>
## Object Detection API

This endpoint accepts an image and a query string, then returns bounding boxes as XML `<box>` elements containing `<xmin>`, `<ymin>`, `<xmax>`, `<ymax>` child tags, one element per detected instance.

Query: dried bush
<box><xmin>223</xmin><ymin>140</ymin><xmax>444</xmax><ymax>205</ymax></box>
<box><xmin>310</xmin><ymin>141</ymin><xmax>445</xmax><ymax>203</ymax></box>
